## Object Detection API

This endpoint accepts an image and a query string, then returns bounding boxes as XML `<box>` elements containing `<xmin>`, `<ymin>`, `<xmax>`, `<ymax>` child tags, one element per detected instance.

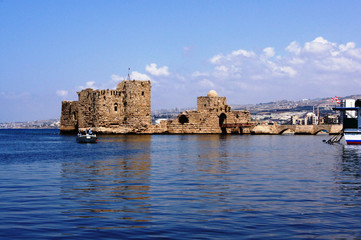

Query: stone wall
<box><xmin>60</xmin><ymin>80</ymin><xmax>151</xmax><ymax>134</ymax></box>
<box><xmin>60</xmin><ymin>81</ymin><xmax>252</xmax><ymax>135</ymax></box>
<box><xmin>164</xmin><ymin>92</ymin><xmax>251</xmax><ymax>134</ymax></box>
<box><xmin>197</xmin><ymin>96</ymin><xmax>229</xmax><ymax>113</ymax></box>
<box><xmin>76</xmin><ymin>89</ymin><xmax>125</xmax><ymax>130</ymax></box>
<box><xmin>60</xmin><ymin>101</ymin><xmax>78</xmax><ymax>133</ymax></box>
<box><xmin>117</xmin><ymin>80</ymin><xmax>151</xmax><ymax>131</ymax></box>
<box><xmin>250</xmin><ymin>123</ymin><xmax>343</xmax><ymax>135</ymax></box>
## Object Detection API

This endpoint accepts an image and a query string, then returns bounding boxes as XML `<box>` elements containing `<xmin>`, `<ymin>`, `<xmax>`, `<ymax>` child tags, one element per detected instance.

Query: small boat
<box><xmin>76</xmin><ymin>133</ymin><xmax>97</xmax><ymax>143</ymax></box>
<box><xmin>333</xmin><ymin>98</ymin><xmax>361</xmax><ymax>145</ymax></box>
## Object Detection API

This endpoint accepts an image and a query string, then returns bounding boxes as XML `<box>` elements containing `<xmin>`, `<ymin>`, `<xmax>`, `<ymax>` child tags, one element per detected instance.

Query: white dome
<box><xmin>207</xmin><ymin>90</ymin><xmax>218</xmax><ymax>97</ymax></box>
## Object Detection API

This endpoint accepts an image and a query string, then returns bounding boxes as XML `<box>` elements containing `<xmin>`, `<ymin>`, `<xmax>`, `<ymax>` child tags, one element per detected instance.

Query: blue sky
<box><xmin>1</xmin><ymin>0</ymin><xmax>361</xmax><ymax>122</ymax></box>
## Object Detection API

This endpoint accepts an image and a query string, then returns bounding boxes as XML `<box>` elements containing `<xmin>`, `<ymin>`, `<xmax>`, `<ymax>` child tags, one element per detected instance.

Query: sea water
<box><xmin>0</xmin><ymin>129</ymin><xmax>361</xmax><ymax>239</ymax></box>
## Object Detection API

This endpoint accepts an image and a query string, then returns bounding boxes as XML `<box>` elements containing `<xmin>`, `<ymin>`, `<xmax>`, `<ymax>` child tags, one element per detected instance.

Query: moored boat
<box><xmin>333</xmin><ymin>99</ymin><xmax>361</xmax><ymax>145</ymax></box>
<box><xmin>76</xmin><ymin>133</ymin><xmax>97</xmax><ymax>143</ymax></box>
<box><xmin>343</xmin><ymin>129</ymin><xmax>361</xmax><ymax>145</ymax></box>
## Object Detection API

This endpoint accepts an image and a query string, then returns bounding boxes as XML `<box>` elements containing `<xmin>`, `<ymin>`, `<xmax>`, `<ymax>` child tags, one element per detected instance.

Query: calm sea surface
<box><xmin>1</xmin><ymin>129</ymin><xmax>361</xmax><ymax>239</ymax></box>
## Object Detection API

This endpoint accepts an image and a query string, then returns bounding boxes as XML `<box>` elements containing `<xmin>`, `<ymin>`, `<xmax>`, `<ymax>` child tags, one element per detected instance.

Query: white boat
<box><xmin>76</xmin><ymin>133</ymin><xmax>97</xmax><ymax>143</ymax></box>
<box><xmin>343</xmin><ymin>129</ymin><xmax>361</xmax><ymax>145</ymax></box>
<box><xmin>333</xmin><ymin>99</ymin><xmax>361</xmax><ymax>145</ymax></box>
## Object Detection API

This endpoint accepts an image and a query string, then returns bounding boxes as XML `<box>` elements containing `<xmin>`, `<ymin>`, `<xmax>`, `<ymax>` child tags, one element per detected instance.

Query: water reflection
<box><xmin>160</xmin><ymin>135</ymin><xmax>250</xmax><ymax>217</ymax></box>
<box><xmin>341</xmin><ymin>145</ymin><xmax>361</xmax><ymax>176</ymax></box>
<box><xmin>60</xmin><ymin>135</ymin><xmax>152</xmax><ymax>229</ymax></box>
<box><xmin>195</xmin><ymin>135</ymin><xmax>230</xmax><ymax>174</ymax></box>
<box><xmin>336</xmin><ymin>145</ymin><xmax>361</xmax><ymax>205</ymax></box>
<box><xmin>4</xmin><ymin>131</ymin><xmax>361</xmax><ymax>238</ymax></box>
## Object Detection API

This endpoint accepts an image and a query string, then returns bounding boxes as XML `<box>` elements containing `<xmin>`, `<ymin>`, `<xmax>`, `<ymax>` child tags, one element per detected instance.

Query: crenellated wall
<box><xmin>164</xmin><ymin>93</ymin><xmax>251</xmax><ymax>134</ymax></box>
<box><xmin>60</xmin><ymin>80</ymin><xmax>151</xmax><ymax>133</ymax></box>
<box><xmin>60</xmin><ymin>81</ymin><xmax>252</xmax><ymax>135</ymax></box>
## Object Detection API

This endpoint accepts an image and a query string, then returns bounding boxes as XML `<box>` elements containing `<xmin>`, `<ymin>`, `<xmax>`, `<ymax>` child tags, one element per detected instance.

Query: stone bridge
<box><xmin>250</xmin><ymin>124</ymin><xmax>343</xmax><ymax>135</ymax></box>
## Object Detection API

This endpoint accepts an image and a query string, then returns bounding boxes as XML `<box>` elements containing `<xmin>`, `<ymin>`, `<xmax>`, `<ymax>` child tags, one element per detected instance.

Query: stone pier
<box><xmin>251</xmin><ymin>124</ymin><xmax>342</xmax><ymax>135</ymax></box>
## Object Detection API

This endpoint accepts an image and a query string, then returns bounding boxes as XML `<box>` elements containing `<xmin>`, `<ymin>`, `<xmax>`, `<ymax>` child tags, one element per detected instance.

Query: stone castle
<box><xmin>60</xmin><ymin>80</ymin><xmax>252</xmax><ymax>134</ymax></box>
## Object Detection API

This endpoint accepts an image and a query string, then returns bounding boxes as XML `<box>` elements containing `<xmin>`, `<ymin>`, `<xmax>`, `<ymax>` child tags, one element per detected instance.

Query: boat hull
<box><xmin>76</xmin><ymin>134</ymin><xmax>97</xmax><ymax>143</ymax></box>
<box><xmin>344</xmin><ymin>131</ymin><xmax>361</xmax><ymax>145</ymax></box>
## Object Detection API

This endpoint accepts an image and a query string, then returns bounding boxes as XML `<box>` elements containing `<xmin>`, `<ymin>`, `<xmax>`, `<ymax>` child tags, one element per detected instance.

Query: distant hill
<box><xmin>0</xmin><ymin>119</ymin><xmax>60</xmax><ymax>129</ymax></box>
<box><xmin>150</xmin><ymin>95</ymin><xmax>361</xmax><ymax>120</ymax></box>
<box><xmin>231</xmin><ymin>95</ymin><xmax>361</xmax><ymax>115</ymax></box>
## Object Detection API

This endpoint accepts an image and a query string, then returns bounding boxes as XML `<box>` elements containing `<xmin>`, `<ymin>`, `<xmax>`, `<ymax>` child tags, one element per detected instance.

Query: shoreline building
<box><xmin>60</xmin><ymin>80</ymin><xmax>252</xmax><ymax>134</ymax></box>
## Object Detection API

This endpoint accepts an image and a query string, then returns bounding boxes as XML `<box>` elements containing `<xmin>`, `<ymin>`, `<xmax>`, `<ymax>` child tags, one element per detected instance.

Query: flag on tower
<box><xmin>332</xmin><ymin>96</ymin><xmax>341</xmax><ymax>104</ymax></box>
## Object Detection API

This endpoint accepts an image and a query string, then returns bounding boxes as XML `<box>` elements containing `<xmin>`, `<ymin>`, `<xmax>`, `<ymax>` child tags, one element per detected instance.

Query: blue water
<box><xmin>1</xmin><ymin>129</ymin><xmax>361</xmax><ymax>239</ymax></box>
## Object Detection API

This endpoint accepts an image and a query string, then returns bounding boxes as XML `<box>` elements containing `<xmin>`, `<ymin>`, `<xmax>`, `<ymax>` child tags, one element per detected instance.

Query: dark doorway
<box><xmin>219</xmin><ymin>113</ymin><xmax>227</xmax><ymax>126</ymax></box>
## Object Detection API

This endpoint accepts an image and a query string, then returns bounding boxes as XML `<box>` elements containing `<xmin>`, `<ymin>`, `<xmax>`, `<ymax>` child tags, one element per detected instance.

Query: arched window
<box><xmin>114</xmin><ymin>103</ymin><xmax>118</xmax><ymax>112</ymax></box>
<box><xmin>179</xmin><ymin>115</ymin><xmax>189</xmax><ymax>124</ymax></box>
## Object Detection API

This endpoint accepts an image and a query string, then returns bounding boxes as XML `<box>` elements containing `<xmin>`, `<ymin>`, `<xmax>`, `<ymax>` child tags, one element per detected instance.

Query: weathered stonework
<box><xmin>60</xmin><ymin>80</ymin><xmax>252</xmax><ymax>134</ymax></box>
<box><xmin>251</xmin><ymin>123</ymin><xmax>342</xmax><ymax>135</ymax></box>
<box><xmin>161</xmin><ymin>91</ymin><xmax>252</xmax><ymax>134</ymax></box>
<box><xmin>61</xmin><ymin>80</ymin><xmax>340</xmax><ymax>135</ymax></box>
<box><xmin>60</xmin><ymin>80</ymin><xmax>151</xmax><ymax>134</ymax></box>
<box><xmin>60</xmin><ymin>101</ymin><xmax>78</xmax><ymax>133</ymax></box>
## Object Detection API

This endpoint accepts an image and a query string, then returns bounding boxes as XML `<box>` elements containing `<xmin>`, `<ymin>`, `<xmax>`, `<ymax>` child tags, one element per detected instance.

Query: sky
<box><xmin>1</xmin><ymin>0</ymin><xmax>361</xmax><ymax>122</ymax></box>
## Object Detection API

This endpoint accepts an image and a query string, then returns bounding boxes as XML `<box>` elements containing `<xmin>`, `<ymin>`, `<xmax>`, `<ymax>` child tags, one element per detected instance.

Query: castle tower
<box><xmin>60</xmin><ymin>79</ymin><xmax>151</xmax><ymax>134</ymax></box>
<box><xmin>116</xmin><ymin>80</ymin><xmax>151</xmax><ymax>128</ymax></box>
<box><xmin>197</xmin><ymin>90</ymin><xmax>229</xmax><ymax>113</ymax></box>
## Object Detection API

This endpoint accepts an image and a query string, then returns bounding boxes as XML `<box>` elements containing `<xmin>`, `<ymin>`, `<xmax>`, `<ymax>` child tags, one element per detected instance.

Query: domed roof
<box><xmin>207</xmin><ymin>90</ymin><xmax>218</xmax><ymax>97</ymax></box>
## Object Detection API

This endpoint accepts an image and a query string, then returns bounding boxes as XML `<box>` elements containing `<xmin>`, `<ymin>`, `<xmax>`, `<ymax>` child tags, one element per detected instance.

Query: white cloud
<box><xmin>215</xmin><ymin>65</ymin><xmax>228</xmax><ymax>72</ymax></box>
<box><xmin>175</xmin><ymin>74</ymin><xmax>186</xmax><ymax>82</ymax></box>
<box><xmin>76</xmin><ymin>81</ymin><xmax>97</xmax><ymax>91</ymax></box>
<box><xmin>263</xmin><ymin>47</ymin><xmax>275</xmax><ymax>58</ymax></box>
<box><xmin>191</xmin><ymin>71</ymin><xmax>209</xmax><ymax>78</ymax></box>
<box><xmin>279</xmin><ymin>66</ymin><xmax>297</xmax><ymax>77</ymax></box>
<box><xmin>145</xmin><ymin>63</ymin><xmax>170</xmax><ymax>76</ymax></box>
<box><xmin>199</xmin><ymin>78</ymin><xmax>215</xmax><ymax>88</ymax></box>
<box><xmin>232</xmin><ymin>49</ymin><xmax>255</xmax><ymax>57</ymax></box>
<box><xmin>210</xmin><ymin>54</ymin><xmax>222</xmax><ymax>64</ymax></box>
<box><xmin>303</xmin><ymin>36</ymin><xmax>336</xmax><ymax>54</ymax></box>
<box><xmin>289</xmin><ymin>57</ymin><xmax>305</xmax><ymax>65</ymax></box>
<box><xmin>130</xmin><ymin>71</ymin><xmax>151</xmax><ymax>81</ymax></box>
<box><xmin>111</xmin><ymin>74</ymin><xmax>123</xmax><ymax>82</ymax></box>
<box><xmin>56</xmin><ymin>90</ymin><xmax>68</xmax><ymax>97</ymax></box>
<box><xmin>346</xmin><ymin>48</ymin><xmax>361</xmax><ymax>59</ymax></box>
<box><xmin>86</xmin><ymin>81</ymin><xmax>96</xmax><ymax>88</ymax></box>
<box><xmin>286</xmin><ymin>41</ymin><xmax>301</xmax><ymax>55</ymax></box>
<box><xmin>68</xmin><ymin>37</ymin><xmax>361</xmax><ymax>109</ymax></box>
<box><xmin>192</xmin><ymin>37</ymin><xmax>361</xmax><ymax>103</ymax></box>
<box><xmin>339</xmin><ymin>42</ymin><xmax>355</xmax><ymax>53</ymax></box>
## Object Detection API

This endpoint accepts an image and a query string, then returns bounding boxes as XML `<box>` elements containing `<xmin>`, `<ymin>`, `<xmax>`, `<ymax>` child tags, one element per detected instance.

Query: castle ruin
<box><xmin>61</xmin><ymin>80</ymin><xmax>151</xmax><ymax>134</ymax></box>
<box><xmin>60</xmin><ymin>80</ymin><xmax>252</xmax><ymax>134</ymax></box>
<box><xmin>161</xmin><ymin>90</ymin><xmax>252</xmax><ymax>134</ymax></box>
